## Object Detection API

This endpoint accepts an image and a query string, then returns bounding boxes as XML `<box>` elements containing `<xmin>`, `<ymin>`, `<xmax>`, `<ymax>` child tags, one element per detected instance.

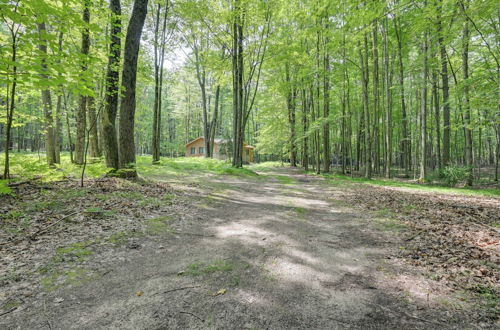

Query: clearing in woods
<box><xmin>1</xmin><ymin>163</ymin><xmax>499</xmax><ymax>329</ymax></box>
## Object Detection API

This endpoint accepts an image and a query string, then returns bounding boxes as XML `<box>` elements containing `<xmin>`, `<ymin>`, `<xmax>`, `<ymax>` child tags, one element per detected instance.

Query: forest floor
<box><xmin>0</xmin><ymin>160</ymin><xmax>499</xmax><ymax>329</ymax></box>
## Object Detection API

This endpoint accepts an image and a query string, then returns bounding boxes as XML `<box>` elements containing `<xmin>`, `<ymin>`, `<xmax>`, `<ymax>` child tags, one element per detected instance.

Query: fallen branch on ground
<box><xmin>152</xmin><ymin>285</ymin><xmax>201</xmax><ymax>296</ymax></box>
<box><xmin>0</xmin><ymin>307</ymin><xmax>18</xmax><ymax>317</ymax></box>
<box><xmin>29</xmin><ymin>211</ymin><xmax>79</xmax><ymax>240</ymax></box>
<box><xmin>179</xmin><ymin>311</ymin><xmax>204</xmax><ymax>322</ymax></box>
<box><xmin>7</xmin><ymin>176</ymin><xmax>42</xmax><ymax>187</ymax></box>
<box><xmin>172</xmin><ymin>231</ymin><xmax>215</xmax><ymax>238</ymax></box>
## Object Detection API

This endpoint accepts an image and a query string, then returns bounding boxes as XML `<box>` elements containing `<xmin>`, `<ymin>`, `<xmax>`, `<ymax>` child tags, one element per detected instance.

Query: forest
<box><xmin>1</xmin><ymin>0</ymin><xmax>499</xmax><ymax>328</ymax></box>
<box><xmin>0</xmin><ymin>0</ymin><xmax>498</xmax><ymax>183</ymax></box>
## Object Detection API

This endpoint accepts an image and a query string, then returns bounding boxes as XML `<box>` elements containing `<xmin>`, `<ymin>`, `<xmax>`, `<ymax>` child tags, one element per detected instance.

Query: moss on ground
<box><xmin>41</xmin><ymin>267</ymin><xmax>93</xmax><ymax>291</ymax></box>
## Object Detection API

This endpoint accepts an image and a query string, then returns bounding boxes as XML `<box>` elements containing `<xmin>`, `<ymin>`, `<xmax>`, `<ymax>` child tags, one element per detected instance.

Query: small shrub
<box><xmin>442</xmin><ymin>166</ymin><xmax>471</xmax><ymax>187</ymax></box>
<box><xmin>0</xmin><ymin>180</ymin><xmax>12</xmax><ymax>195</ymax></box>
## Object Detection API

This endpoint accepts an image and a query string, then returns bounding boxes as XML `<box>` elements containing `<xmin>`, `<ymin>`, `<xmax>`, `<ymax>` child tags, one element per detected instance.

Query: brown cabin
<box><xmin>185</xmin><ymin>137</ymin><xmax>255</xmax><ymax>163</ymax></box>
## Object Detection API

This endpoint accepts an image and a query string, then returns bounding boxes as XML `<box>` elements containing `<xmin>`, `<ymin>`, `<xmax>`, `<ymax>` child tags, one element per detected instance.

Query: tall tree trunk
<box><xmin>286</xmin><ymin>64</ymin><xmax>297</xmax><ymax>167</ymax></box>
<box><xmin>383</xmin><ymin>19</ymin><xmax>392</xmax><ymax>178</ymax></box>
<box><xmin>432</xmin><ymin>70</ymin><xmax>441</xmax><ymax>170</ymax></box>
<box><xmin>102</xmin><ymin>0</ymin><xmax>121</xmax><ymax>169</ymax></box>
<box><xmin>437</xmin><ymin>0</ymin><xmax>451</xmax><ymax>168</ymax></box>
<box><xmin>323</xmin><ymin>40</ymin><xmax>330</xmax><ymax>173</ymax></box>
<box><xmin>152</xmin><ymin>3</ymin><xmax>161</xmax><ymax>162</ymax></box>
<box><xmin>152</xmin><ymin>1</ymin><xmax>168</xmax><ymax>163</ymax></box>
<box><xmin>75</xmin><ymin>0</ymin><xmax>90</xmax><ymax>165</ymax></box>
<box><xmin>87</xmin><ymin>96</ymin><xmax>100</xmax><ymax>157</ymax></box>
<box><xmin>3</xmin><ymin>34</ymin><xmax>16</xmax><ymax>179</ymax></box>
<box><xmin>118</xmin><ymin>0</ymin><xmax>149</xmax><ymax>169</ymax></box>
<box><xmin>419</xmin><ymin>32</ymin><xmax>428</xmax><ymax>181</ymax></box>
<box><xmin>372</xmin><ymin>20</ymin><xmax>380</xmax><ymax>174</ymax></box>
<box><xmin>55</xmin><ymin>94</ymin><xmax>62</xmax><ymax>163</ymax></box>
<box><xmin>209</xmin><ymin>85</ymin><xmax>221</xmax><ymax>157</ymax></box>
<box><xmin>301</xmin><ymin>88</ymin><xmax>309</xmax><ymax>171</ymax></box>
<box><xmin>63</xmin><ymin>93</ymin><xmax>74</xmax><ymax>163</ymax></box>
<box><xmin>54</xmin><ymin>31</ymin><xmax>63</xmax><ymax>164</ymax></box>
<box><xmin>38</xmin><ymin>22</ymin><xmax>57</xmax><ymax>166</ymax></box>
<box><xmin>394</xmin><ymin>17</ymin><xmax>410</xmax><ymax>176</ymax></box>
<box><xmin>359</xmin><ymin>35</ymin><xmax>372</xmax><ymax>179</ymax></box>
<box><xmin>341</xmin><ymin>34</ymin><xmax>347</xmax><ymax>175</ymax></box>
<box><xmin>232</xmin><ymin>0</ymin><xmax>244</xmax><ymax>168</ymax></box>
<box><xmin>461</xmin><ymin>4</ymin><xmax>473</xmax><ymax>186</ymax></box>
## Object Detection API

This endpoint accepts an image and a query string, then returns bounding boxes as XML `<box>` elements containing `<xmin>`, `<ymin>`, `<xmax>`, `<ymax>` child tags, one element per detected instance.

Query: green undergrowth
<box><xmin>136</xmin><ymin>156</ymin><xmax>258</xmax><ymax>178</ymax></box>
<box><xmin>2</xmin><ymin>152</ymin><xmax>263</xmax><ymax>184</ymax></box>
<box><xmin>0</xmin><ymin>152</ymin><xmax>108</xmax><ymax>182</ymax></box>
<box><xmin>248</xmin><ymin>161</ymin><xmax>286</xmax><ymax>172</ymax></box>
<box><xmin>319</xmin><ymin>172</ymin><xmax>500</xmax><ymax>197</ymax></box>
<box><xmin>0</xmin><ymin>180</ymin><xmax>13</xmax><ymax>195</ymax></box>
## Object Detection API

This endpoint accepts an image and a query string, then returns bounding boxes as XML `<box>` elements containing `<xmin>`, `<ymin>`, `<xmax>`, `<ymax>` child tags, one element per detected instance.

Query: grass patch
<box><xmin>38</xmin><ymin>241</ymin><xmax>96</xmax><ymax>291</ymax></box>
<box><xmin>293</xmin><ymin>206</ymin><xmax>307</xmax><ymax>221</ymax></box>
<box><xmin>41</xmin><ymin>267</ymin><xmax>92</xmax><ymax>291</ymax></box>
<box><xmin>146</xmin><ymin>215</ymin><xmax>173</xmax><ymax>234</ymax></box>
<box><xmin>181</xmin><ymin>259</ymin><xmax>235</xmax><ymax>276</ymax></box>
<box><xmin>375</xmin><ymin>208</ymin><xmax>393</xmax><ymax>218</ymax></box>
<box><xmin>374</xmin><ymin>217</ymin><xmax>408</xmax><ymax>232</ymax></box>
<box><xmin>136</xmin><ymin>156</ymin><xmax>258</xmax><ymax>178</ymax></box>
<box><xmin>274</xmin><ymin>175</ymin><xmax>296</xmax><ymax>185</ymax></box>
<box><xmin>108</xmin><ymin>231</ymin><xmax>132</xmax><ymax>245</ymax></box>
<box><xmin>3</xmin><ymin>153</ymin><xmax>261</xmax><ymax>183</ymax></box>
<box><xmin>320</xmin><ymin>173</ymin><xmax>500</xmax><ymax>197</ymax></box>
<box><xmin>83</xmin><ymin>207</ymin><xmax>113</xmax><ymax>217</ymax></box>
<box><xmin>54</xmin><ymin>242</ymin><xmax>93</xmax><ymax>263</ymax></box>
<box><xmin>248</xmin><ymin>161</ymin><xmax>286</xmax><ymax>172</ymax></box>
<box><xmin>28</xmin><ymin>200</ymin><xmax>64</xmax><ymax>212</ymax></box>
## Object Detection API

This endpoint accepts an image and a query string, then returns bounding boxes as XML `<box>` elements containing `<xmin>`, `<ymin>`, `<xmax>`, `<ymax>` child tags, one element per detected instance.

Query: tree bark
<box><xmin>3</xmin><ymin>34</ymin><xmax>16</xmax><ymax>179</ymax></box>
<box><xmin>231</xmin><ymin>0</ymin><xmax>244</xmax><ymax>167</ymax></box>
<box><xmin>437</xmin><ymin>0</ymin><xmax>451</xmax><ymax>168</ymax></box>
<box><xmin>118</xmin><ymin>0</ymin><xmax>149</xmax><ymax>169</ymax></box>
<box><xmin>394</xmin><ymin>16</ymin><xmax>410</xmax><ymax>176</ymax></box>
<box><xmin>383</xmin><ymin>19</ymin><xmax>392</xmax><ymax>178</ymax></box>
<box><xmin>419</xmin><ymin>32</ymin><xmax>428</xmax><ymax>181</ymax></box>
<box><xmin>323</xmin><ymin>44</ymin><xmax>330</xmax><ymax>173</ymax></box>
<box><xmin>87</xmin><ymin>96</ymin><xmax>100</xmax><ymax>157</ymax></box>
<box><xmin>152</xmin><ymin>1</ymin><xmax>168</xmax><ymax>163</ymax></box>
<box><xmin>286</xmin><ymin>64</ymin><xmax>297</xmax><ymax>167</ymax></box>
<box><xmin>359</xmin><ymin>35</ymin><xmax>372</xmax><ymax>179</ymax></box>
<box><xmin>301</xmin><ymin>88</ymin><xmax>309</xmax><ymax>171</ymax></box>
<box><xmin>38</xmin><ymin>22</ymin><xmax>57</xmax><ymax>166</ymax></box>
<box><xmin>461</xmin><ymin>4</ymin><xmax>473</xmax><ymax>186</ymax></box>
<box><xmin>102</xmin><ymin>0</ymin><xmax>121</xmax><ymax>169</ymax></box>
<box><xmin>372</xmin><ymin>20</ymin><xmax>380</xmax><ymax>174</ymax></box>
<box><xmin>75</xmin><ymin>0</ymin><xmax>90</xmax><ymax>164</ymax></box>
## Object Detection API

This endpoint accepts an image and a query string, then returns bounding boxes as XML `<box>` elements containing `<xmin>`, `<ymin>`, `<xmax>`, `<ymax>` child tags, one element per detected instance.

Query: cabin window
<box><xmin>246</xmin><ymin>149</ymin><xmax>250</xmax><ymax>156</ymax></box>
<box><xmin>199</xmin><ymin>147</ymin><xmax>204</xmax><ymax>154</ymax></box>
<box><xmin>190</xmin><ymin>147</ymin><xmax>196</xmax><ymax>154</ymax></box>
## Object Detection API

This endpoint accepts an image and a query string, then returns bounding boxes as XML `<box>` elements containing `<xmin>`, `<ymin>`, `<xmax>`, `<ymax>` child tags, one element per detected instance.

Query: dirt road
<box><xmin>1</xmin><ymin>169</ymin><xmax>480</xmax><ymax>329</ymax></box>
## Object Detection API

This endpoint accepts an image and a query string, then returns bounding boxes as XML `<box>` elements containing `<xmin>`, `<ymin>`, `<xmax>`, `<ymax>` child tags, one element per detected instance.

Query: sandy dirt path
<box><xmin>1</xmin><ymin>168</ymin><xmax>478</xmax><ymax>329</ymax></box>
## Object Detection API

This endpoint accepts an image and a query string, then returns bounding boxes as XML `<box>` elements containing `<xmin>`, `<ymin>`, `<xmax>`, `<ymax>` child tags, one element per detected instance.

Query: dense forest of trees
<box><xmin>1</xmin><ymin>0</ymin><xmax>499</xmax><ymax>184</ymax></box>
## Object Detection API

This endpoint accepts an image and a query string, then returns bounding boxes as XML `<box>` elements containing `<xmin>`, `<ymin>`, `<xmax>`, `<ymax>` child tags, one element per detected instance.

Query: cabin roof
<box><xmin>185</xmin><ymin>137</ymin><xmax>204</xmax><ymax>146</ymax></box>
<box><xmin>185</xmin><ymin>137</ymin><xmax>254</xmax><ymax>149</ymax></box>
